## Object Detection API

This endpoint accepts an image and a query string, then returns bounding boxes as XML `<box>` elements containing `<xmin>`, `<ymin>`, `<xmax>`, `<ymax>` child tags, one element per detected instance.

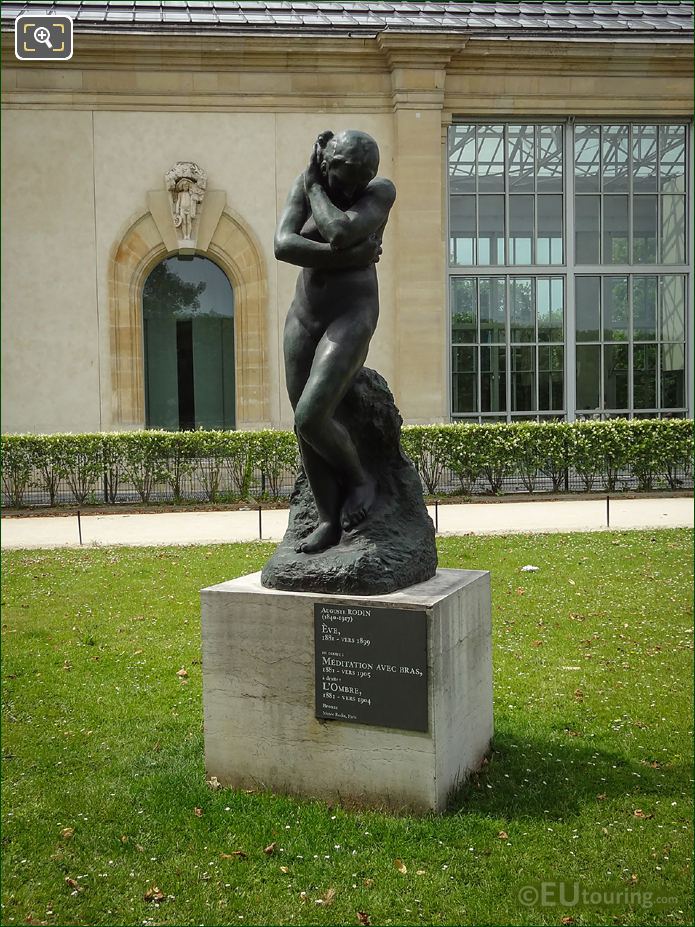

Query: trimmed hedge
<box><xmin>1</xmin><ymin>419</ymin><xmax>692</xmax><ymax>507</ymax></box>
<box><xmin>402</xmin><ymin>419</ymin><xmax>692</xmax><ymax>495</ymax></box>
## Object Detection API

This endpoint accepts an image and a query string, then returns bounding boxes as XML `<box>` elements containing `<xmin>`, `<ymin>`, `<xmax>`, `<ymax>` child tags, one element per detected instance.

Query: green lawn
<box><xmin>2</xmin><ymin>530</ymin><xmax>692</xmax><ymax>927</ymax></box>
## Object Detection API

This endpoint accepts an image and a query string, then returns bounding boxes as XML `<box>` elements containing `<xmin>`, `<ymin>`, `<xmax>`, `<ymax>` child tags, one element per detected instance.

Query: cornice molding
<box><xmin>1</xmin><ymin>30</ymin><xmax>691</xmax><ymax>115</ymax></box>
<box><xmin>377</xmin><ymin>32</ymin><xmax>468</xmax><ymax>70</ymax></box>
<box><xmin>447</xmin><ymin>38</ymin><xmax>693</xmax><ymax>76</ymax></box>
<box><xmin>0</xmin><ymin>32</ymin><xmax>386</xmax><ymax>72</ymax></box>
<box><xmin>2</xmin><ymin>30</ymin><xmax>689</xmax><ymax>76</ymax></box>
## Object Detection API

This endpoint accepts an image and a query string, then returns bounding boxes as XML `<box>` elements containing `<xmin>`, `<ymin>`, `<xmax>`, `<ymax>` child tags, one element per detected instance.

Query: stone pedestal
<box><xmin>201</xmin><ymin>569</ymin><xmax>493</xmax><ymax>812</ymax></box>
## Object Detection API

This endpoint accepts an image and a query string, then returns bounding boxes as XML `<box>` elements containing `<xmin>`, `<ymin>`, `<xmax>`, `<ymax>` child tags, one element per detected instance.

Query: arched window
<box><xmin>143</xmin><ymin>256</ymin><xmax>235</xmax><ymax>430</ymax></box>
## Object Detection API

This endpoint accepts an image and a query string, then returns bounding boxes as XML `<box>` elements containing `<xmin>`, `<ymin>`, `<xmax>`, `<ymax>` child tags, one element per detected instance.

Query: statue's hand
<box><xmin>344</xmin><ymin>236</ymin><xmax>382</xmax><ymax>267</ymax></box>
<box><xmin>304</xmin><ymin>142</ymin><xmax>324</xmax><ymax>192</ymax></box>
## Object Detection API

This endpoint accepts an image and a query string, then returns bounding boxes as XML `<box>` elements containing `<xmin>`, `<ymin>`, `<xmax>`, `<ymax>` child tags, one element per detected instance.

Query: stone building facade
<box><xmin>1</xmin><ymin>0</ymin><xmax>692</xmax><ymax>434</ymax></box>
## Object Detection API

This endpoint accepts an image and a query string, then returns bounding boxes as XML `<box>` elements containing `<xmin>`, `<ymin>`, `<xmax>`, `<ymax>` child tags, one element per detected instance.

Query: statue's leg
<box><xmin>284</xmin><ymin>311</ymin><xmax>342</xmax><ymax>553</ymax></box>
<box><xmin>294</xmin><ymin>436</ymin><xmax>344</xmax><ymax>553</ymax></box>
<box><xmin>293</xmin><ymin>313</ymin><xmax>376</xmax><ymax>531</ymax></box>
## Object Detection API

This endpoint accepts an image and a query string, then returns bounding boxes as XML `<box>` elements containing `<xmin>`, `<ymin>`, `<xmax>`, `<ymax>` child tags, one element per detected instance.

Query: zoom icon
<box><xmin>15</xmin><ymin>14</ymin><xmax>73</xmax><ymax>60</ymax></box>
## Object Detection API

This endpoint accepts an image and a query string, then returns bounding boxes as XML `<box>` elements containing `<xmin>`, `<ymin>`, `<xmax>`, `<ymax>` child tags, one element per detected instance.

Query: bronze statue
<box><xmin>274</xmin><ymin>130</ymin><xmax>396</xmax><ymax>554</ymax></box>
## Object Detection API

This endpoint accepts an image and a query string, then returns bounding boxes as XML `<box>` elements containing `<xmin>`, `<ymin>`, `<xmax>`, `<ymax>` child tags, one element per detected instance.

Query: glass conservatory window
<box><xmin>448</xmin><ymin>120</ymin><xmax>690</xmax><ymax>421</ymax></box>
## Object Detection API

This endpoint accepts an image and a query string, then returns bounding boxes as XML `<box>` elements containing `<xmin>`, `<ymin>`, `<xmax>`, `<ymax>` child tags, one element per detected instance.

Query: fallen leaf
<box><xmin>357</xmin><ymin>913</ymin><xmax>371</xmax><ymax>926</ymax></box>
<box><xmin>299</xmin><ymin>892</ymin><xmax>308</xmax><ymax>903</ymax></box>
<box><xmin>497</xmin><ymin>831</ymin><xmax>509</xmax><ymax>840</ymax></box>
<box><xmin>322</xmin><ymin>887</ymin><xmax>336</xmax><ymax>906</ymax></box>
<box><xmin>176</xmin><ymin>668</ymin><xmax>188</xmax><ymax>678</ymax></box>
<box><xmin>135</xmin><ymin>844</ymin><xmax>144</xmax><ymax>853</ymax></box>
<box><xmin>264</xmin><ymin>842</ymin><xmax>276</xmax><ymax>855</ymax></box>
<box><xmin>120</xmin><ymin>835</ymin><xmax>128</xmax><ymax>844</ymax></box>
<box><xmin>221</xmin><ymin>850</ymin><xmax>247</xmax><ymax>860</ymax></box>
<box><xmin>416</xmin><ymin>869</ymin><xmax>426</xmax><ymax>875</ymax></box>
<box><xmin>193</xmin><ymin>807</ymin><xmax>203</xmax><ymax>817</ymax></box>
<box><xmin>60</xmin><ymin>827</ymin><xmax>74</xmax><ymax>839</ymax></box>
<box><xmin>144</xmin><ymin>886</ymin><xmax>165</xmax><ymax>904</ymax></box>
<box><xmin>561</xmin><ymin>918</ymin><xmax>576</xmax><ymax>925</ymax></box>
<box><xmin>515</xmin><ymin>587</ymin><xmax>525</xmax><ymax>596</ymax></box>
<box><xmin>363</xmin><ymin>878</ymin><xmax>374</xmax><ymax>888</ymax></box>
<box><xmin>574</xmin><ymin>688</ymin><xmax>584</xmax><ymax>701</ymax></box>
<box><xmin>207</xmin><ymin>776</ymin><xmax>221</xmax><ymax>790</ymax></box>
<box><xmin>280</xmin><ymin>865</ymin><xmax>290</xmax><ymax>874</ymax></box>
<box><xmin>532</xmin><ymin>640</ymin><xmax>543</xmax><ymax>647</ymax></box>
<box><xmin>568</xmin><ymin>579</ymin><xmax>576</xmax><ymax>586</ymax></box>
<box><xmin>633</xmin><ymin>809</ymin><xmax>654</xmax><ymax>819</ymax></box>
<box><xmin>601</xmin><ymin>827</ymin><xmax>609</xmax><ymax>835</ymax></box>
<box><xmin>629</xmin><ymin>873</ymin><xmax>638</xmax><ymax>884</ymax></box>
<box><xmin>64</xmin><ymin>877</ymin><xmax>78</xmax><ymax>889</ymax></box>
<box><xmin>393</xmin><ymin>858</ymin><xmax>407</xmax><ymax>874</ymax></box>
<box><xmin>596</xmin><ymin>793</ymin><xmax>607</xmax><ymax>801</ymax></box>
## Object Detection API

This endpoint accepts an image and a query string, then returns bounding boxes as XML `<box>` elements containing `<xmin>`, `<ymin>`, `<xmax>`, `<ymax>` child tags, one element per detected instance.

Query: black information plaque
<box><xmin>314</xmin><ymin>603</ymin><xmax>428</xmax><ymax>732</ymax></box>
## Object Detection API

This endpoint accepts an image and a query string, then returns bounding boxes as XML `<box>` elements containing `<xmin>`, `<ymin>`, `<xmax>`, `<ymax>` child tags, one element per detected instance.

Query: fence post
<box><xmin>77</xmin><ymin>510</ymin><xmax>83</xmax><ymax>545</ymax></box>
<box><xmin>606</xmin><ymin>494</ymin><xmax>610</xmax><ymax>528</ymax></box>
<box><xmin>258</xmin><ymin>505</ymin><xmax>262</xmax><ymax>540</ymax></box>
<box><xmin>434</xmin><ymin>499</ymin><xmax>439</xmax><ymax>534</ymax></box>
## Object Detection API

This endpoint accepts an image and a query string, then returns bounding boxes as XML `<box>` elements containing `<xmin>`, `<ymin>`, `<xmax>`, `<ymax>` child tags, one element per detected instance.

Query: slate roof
<box><xmin>1</xmin><ymin>1</ymin><xmax>692</xmax><ymax>39</ymax></box>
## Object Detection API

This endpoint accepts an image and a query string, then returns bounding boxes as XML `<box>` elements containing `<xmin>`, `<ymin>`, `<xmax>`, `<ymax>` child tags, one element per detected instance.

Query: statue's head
<box><xmin>318</xmin><ymin>129</ymin><xmax>380</xmax><ymax>205</ymax></box>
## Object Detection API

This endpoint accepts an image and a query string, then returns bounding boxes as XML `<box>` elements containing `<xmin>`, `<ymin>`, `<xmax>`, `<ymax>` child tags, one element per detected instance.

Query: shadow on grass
<box><xmin>122</xmin><ymin>727</ymin><xmax>689</xmax><ymax>829</ymax></box>
<box><xmin>448</xmin><ymin>729</ymin><xmax>689</xmax><ymax>820</ymax></box>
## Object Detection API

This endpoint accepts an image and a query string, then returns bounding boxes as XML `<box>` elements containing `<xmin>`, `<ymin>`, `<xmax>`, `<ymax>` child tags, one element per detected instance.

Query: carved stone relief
<box><xmin>165</xmin><ymin>161</ymin><xmax>207</xmax><ymax>254</ymax></box>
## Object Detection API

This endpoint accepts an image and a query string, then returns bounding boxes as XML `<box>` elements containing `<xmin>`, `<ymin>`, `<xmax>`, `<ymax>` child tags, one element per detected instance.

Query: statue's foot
<box><xmin>340</xmin><ymin>477</ymin><xmax>376</xmax><ymax>531</ymax></box>
<box><xmin>295</xmin><ymin>520</ymin><xmax>341</xmax><ymax>554</ymax></box>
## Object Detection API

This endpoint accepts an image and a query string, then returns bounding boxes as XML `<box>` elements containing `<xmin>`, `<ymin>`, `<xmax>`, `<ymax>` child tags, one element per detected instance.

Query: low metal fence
<box><xmin>4</xmin><ymin>459</ymin><xmax>691</xmax><ymax>509</ymax></box>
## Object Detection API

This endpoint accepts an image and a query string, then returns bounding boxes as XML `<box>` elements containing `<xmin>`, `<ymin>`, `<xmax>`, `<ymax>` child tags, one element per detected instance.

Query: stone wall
<box><xmin>1</xmin><ymin>32</ymin><xmax>691</xmax><ymax>433</ymax></box>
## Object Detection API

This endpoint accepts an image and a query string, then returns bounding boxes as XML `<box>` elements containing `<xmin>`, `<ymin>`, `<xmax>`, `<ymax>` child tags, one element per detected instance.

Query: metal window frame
<box><xmin>449</xmin><ymin>272</ymin><xmax>566</xmax><ymax>422</ymax></box>
<box><xmin>574</xmin><ymin>271</ymin><xmax>689</xmax><ymax>417</ymax></box>
<box><xmin>574</xmin><ymin>122</ymin><xmax>688</xmax><ymax>270</ymax></box>
<box><xmin>447</xmin><ymin>118</ymin><xmax>569</xmax><ymax>424</ymax></box>
<box><xmin>447</xmin><ymin>117</ymin><xmax>693</xmax><ymax>423</ymax></box>
<box><xmin>448</xmin><ymin>121</ymin><xmax>566</xmax><ymax>273</ymax></box>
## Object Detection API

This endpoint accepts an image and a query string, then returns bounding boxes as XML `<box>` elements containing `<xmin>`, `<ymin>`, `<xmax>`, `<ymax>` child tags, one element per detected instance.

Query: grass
<box><xmin>1</xmin><ymin>530</ymin><xmax>692</xmax><ymax>927</ymax></box>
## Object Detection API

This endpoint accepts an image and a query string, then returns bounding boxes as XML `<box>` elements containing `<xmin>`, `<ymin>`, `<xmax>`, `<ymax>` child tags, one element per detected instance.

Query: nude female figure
<box><xmin>274</xmin><ymin>130</ymin><xmax>396</xmax><ymax>554</ymax></box>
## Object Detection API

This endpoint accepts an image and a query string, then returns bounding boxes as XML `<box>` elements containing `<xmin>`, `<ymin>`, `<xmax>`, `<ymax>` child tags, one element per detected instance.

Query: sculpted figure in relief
<box><xmin>165</xmin><ymin>162</ymin><xmax>207</xmax><ymax>242</ymax></box>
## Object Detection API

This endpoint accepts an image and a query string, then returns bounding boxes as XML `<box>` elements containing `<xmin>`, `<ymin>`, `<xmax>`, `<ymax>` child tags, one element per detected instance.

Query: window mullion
<box><xmin>656</xmin><ymin>277</ymin><xmax>662</xmax><ymax>411</ymax></box>
<box><xmin>688</xmin><ymin>123</ymin><xmax>694</xmax><ymax>419</ymax></box>
<box><xmin>628</xmin><ymin>275</ymin><xmax>634</xmax><ymax>415</ymax></box>
<box><xmin>533</xmin><ymin>279</ymin><xmax>539</xmax><ymax>419</ymax></box>
<box><xmin>445</xmin><ymin>127</ymin><xmax>455</xmax><ymax>422</ymax></box>
<box><xmin>565</xmin><ymin>121</ymin><xmax>577</xmax><ymax>422</ymax></box>
<box><xmin>476</xmin><ymin>278</ymin><xmax>482</xmax><ymax>422</ymax></box>
<box><xmin>505</xmin><ymin>276</ymin><xmax>511</xmax><ymax>422</ymax></box>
